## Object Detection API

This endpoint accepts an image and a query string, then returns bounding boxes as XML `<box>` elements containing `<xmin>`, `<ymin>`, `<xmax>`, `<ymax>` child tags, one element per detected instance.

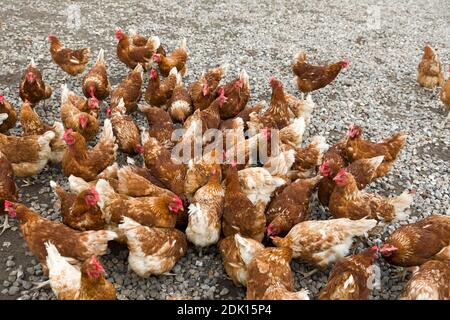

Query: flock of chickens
<box><xmin>0</xmin><ymin>29</ymin><xmax>449</xmax><ymax>300</ymax></box>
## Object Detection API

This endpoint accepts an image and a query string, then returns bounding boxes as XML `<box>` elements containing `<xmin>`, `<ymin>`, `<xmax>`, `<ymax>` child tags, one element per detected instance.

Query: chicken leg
<box><xmin>0</xmin><ymin>216</ymin><xmax>11</xmax><ymax>235</ymax></box>
<box><xmin>21</xmin><ymin>179</ymin><xmax>32</xmax><ymax>187</ymax></box>
<box><xmin>31</xmin><ymin>280</ymin><xmax>50</xmax><ymax>290</ymax></box>
<box><xmin>300</xmin><ymin>268</ymin><xmax>319</xmax><ymax>279</ymax></box>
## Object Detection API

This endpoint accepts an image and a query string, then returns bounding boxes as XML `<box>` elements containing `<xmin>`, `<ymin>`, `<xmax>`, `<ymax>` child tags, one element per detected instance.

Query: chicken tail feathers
<box><xmin>80</xmin><ymin>230</ymin><xmax>118</xmax><ymax>256</ymax></box>
<box><xmin>384</xmin><ymin>133</ymin><xmax>407</xmax><ymax>159</ymax></box>
<box><xmin>118</xmin><ymin>216</ymin><xmax>140</xmax><ymax>232</ymax></box>
<box><xmin>96</xmin><ymin>48</ymin><xmax>105</xmax><ymax>65</ymax></box>
<box><xmin>389</xmin><ymin>191</ymin><xmax>413</xmax><ymax>222</ymax></box>
<box><xmin>179</xmin><ymin>38</ymin><xmax>187</xmax><ymax>50</ymax></box>
<box><xmin>52</xmin><ymin>121</ymin><xmax>64</xmax><ymax>138</ymax></box>
<box><xmin>0</xmin><ymin>113</ymin><xmax>8</xmax><ymax>125</ymax></box>
<box><xmin>95</xmin><ymin>179</ymin><xmax>115</xmax><ymax>210</ymax></box>
<box><xmin>68</xmin><ymin>175</ymin><xmax>91</xmax><ymax>194</ymax></box>
<box><xmin>240</xmin><ymin>69</ymin><xmax>249</xmax><ymax>87</ymax></box>
<box><xmin>138</xmin><ymin>103</ymin><xmax>151</xmax><ymax>113</ymax></box>
<box><xmin>176</xmin><ymin>71</ymin><xmax>182</xmax><ymax>86</ymax></box>
<box><xmin>133</xmin><ymin>63</ymin><xmax>144</xmax><ymax>79</ymax></box>
<box><xmin>279</xmin><ymin>117</ymin><xmax>306</xmax><ymax>148</ymax></box>
<box><xmin>293</xmin><ymin>50</ymin><xmax>307</xmax><ymax>64</ymax></box>
<box><xmin>235</xmin><ymin>234</ymin><xmax>264</xmax><ymax>266</ymax></box>
<box><xmin>38</xmin><ymin>130</ymin><xmax>56</xmax><ymax>148</ymax></box>
<box><xmin>169</xmin><ymin>66</ymin><xmax>178</xmax><ymax>77</ymax></box>
<box><xmin>45</xmin><ymin>241</ymin><xmax>67</xmax><ymax>272</ymax></box>
<box><xmin>148</xmin><ymin>36</ymin><xmax>160</xmax><ymax>52</ymax></box>
<box><xmin>49</xmin><ymin>180</ymin><xmax>62</xmax><ymax>197</ymax></box>
<box><xmin>310</xmin><ymin>135</ymin><xmax>329</xmax><ymax>160</ymax></box>
<box><xmin>366</xmin><ymin>155</ymin><xmax>385</xmax><ymax>170</ymax></box>
<box><xmin>342</xmin><ymin>218</ymin><xmax>378</xmax><ymax>237</ymax></box>
<box><xmin>99</xmin><ymin>119</ymin><xmax>115</xmax><ymax>145</ymax></box>
<box><xmin>434</xmin><ymin>245</ymin><xmax>450</xmax><ymax>261</ymax></box>
<box><xmin>80</xmin><ymin>48</ymin><xmax>90</xmax><ymax>64</ymax></box>
<box><xmin>60</xmin><ymin>84</ymin><xmax>70</xmax><ymax>104</ymax></box>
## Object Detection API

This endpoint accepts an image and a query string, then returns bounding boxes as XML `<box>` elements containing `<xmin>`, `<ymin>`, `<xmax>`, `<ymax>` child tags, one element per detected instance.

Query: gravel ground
<box><xmin>0</xmin><ymin>0</ymin><xmax>449</xmax><ymax>300</ymax></box>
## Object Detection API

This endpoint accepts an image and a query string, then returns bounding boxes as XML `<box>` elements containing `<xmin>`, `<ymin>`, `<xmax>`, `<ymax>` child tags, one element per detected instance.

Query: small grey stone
<box><xmin>6</xmin><ymin>260</ymin><xmax>15</xmax><ymax>267</ymax></box>
<box><xmin>22</xmin><ymin>281</ymin><xmax>33</xmax><ymax>290</ymax></box>
<box><xmin>175</xmin><ymin>274</ymin><xmax>184</xmax><ymax>282</ymax></box>
<box><xmin>220</xmin><ymin>288</ymin><xmax>229</xmax><ymax>296</ymax></box>
<box><xmin>195</xmin><ymin>260</ymin><xmax>203</xmax><ymax>267</ymax></box>
<box><xmin>8</xmin><ymin>286</ymin><xmax>20</xmax><ymax>296</ymax></box>
<box><xmin>149</xmin><ymin>290</ymin><xmax>158</xmax><ymax>298</ymax></box>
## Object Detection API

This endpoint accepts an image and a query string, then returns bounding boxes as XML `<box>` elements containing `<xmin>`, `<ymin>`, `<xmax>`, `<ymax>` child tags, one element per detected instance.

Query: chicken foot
<box><xmin>20</xmin><ymin>179</ymin><xmax>32</xmax><ymax>187</ymax></box>
<box><xmin>31</xmin><ymin>280</ymin><xmax>50</xmax><ymax>290</ymax></box>
<box><xmin>0</xmin><ymin>216</ymin><xmax>11</xmax><ymax>235</ymax></box>
<box><xmin>300</xmin><ymin>268</ymin><xmax>319</xmax><ymax>279</ymax></box>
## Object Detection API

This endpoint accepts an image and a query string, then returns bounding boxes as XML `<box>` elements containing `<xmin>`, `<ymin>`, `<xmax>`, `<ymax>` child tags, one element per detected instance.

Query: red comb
<box><xmin>319</xmin><ymin>161</ymin><xmax>330</xmax><ymax>176</ymax></box>
<box><xmin>64</xmin><ymin>128</ymin><xmax>74</xmax><ymax>136</ymax></box>
<box><xmin>135</xmin><ymin>144</ymin><xmax>144</xmax><ymax>154</ymax></box>
<box><xmin>342</xmin><ymin>58</ymin><xmax>349</xmax><ymax>68</ymax></box>
<box><xmin>4</xmin><ymin>200</ymin><xmax>13</xmax><ymax>209</ymax></box>
<box><xmin>335</xmin><ymin>168</ymin><xmax>347</xmax><ymax>178</ymax></box>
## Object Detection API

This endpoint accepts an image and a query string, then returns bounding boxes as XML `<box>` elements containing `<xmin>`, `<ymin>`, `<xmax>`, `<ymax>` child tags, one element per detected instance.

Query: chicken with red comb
<box><xmin>292</xmin><ymin>50</ymin><xmax>348</xmax><ymax>94</ymax></box>
<box><xmin>46</xmin><ymin>242</ymin><xmax>116</xmax><ymax>300</ymax></box>
<box><xmin>329</xmin><ymin>168</ymin><xmax>413</xmax><ymax>222</ymax></box>
<box><xmin>50</xmin><ymin>181</ymin><xmax>105</xmax><ymax>231</ymax></box>
<box><xmin>417</xmin><ymin>43</ymin><xmax>444</xmax><ymax>88</ymax></box>
<box><xmin>344</xmin><ymin>124</ymin><xmax>407</xmax><ymax>178</ymax></box>
<box><xmin>48</xmin><ymin>34</ymin><xmax>90</xmax><ymax>76</ymax></box>
<box><xmin>380</xmin><ymin>214</ymin><xmax>450</xmax><ymax>267</ymax></box>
